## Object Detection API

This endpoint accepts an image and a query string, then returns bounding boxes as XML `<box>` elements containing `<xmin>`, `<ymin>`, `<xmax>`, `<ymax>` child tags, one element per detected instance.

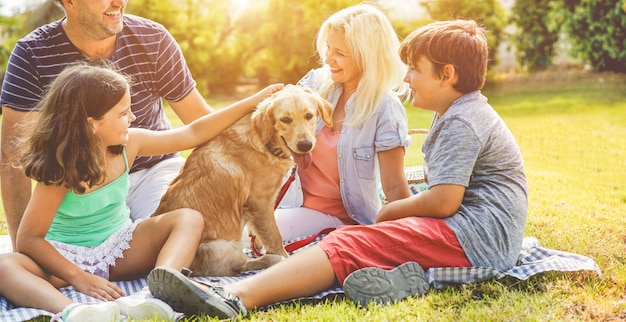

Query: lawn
<box><xmin>2</xmin><ymin>68</ymin><xmax>626</xmax><ymax>321</ymax></box>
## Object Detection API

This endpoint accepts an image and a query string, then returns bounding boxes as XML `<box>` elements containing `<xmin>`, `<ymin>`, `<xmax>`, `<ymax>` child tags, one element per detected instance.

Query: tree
<box><xmin>0</xmin><ymin>15</ymin><xmax>17</xmax><ymax>73</ymax></box>
<box><xmin>234</xmin><ymin>0</ymin><xmax>361</xmax><ymax>86</ymax></box>
<box><xmin>421</xmin><ymin>0</ymin><xmax>507</xmax><ymax>70</ymax></box>
<box><xmin>0</xmin><ymin>0</ymin><xmax>63</xmax><ymax>74</ymax></box>
<box><xmin>561</xmin><ymin>0</ymin><xmax>626</xmax><ymax>73</ymax></box>
<box><xmin>509</xmin><ymin>0</ymin><xmax>562</xmax><ymax>71</ymax></box>
<box><xmin>126</xmin><ymin>0</ymin><xmax>245</xmax><ymax>95</ymax></box>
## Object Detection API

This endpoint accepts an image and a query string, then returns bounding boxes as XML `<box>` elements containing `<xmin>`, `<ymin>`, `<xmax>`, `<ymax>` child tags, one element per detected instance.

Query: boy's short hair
<box><xmin>399</xmin><ymin>20</ymin><xmax>488</xmax><ymax>93</ymax></box>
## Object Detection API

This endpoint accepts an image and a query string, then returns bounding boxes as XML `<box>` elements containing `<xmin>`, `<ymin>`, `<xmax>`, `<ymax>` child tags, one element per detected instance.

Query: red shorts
<box><xmin>317</xmin><ymin>216</ymin><xmax>471</xmax><ymax>284</ymax></box>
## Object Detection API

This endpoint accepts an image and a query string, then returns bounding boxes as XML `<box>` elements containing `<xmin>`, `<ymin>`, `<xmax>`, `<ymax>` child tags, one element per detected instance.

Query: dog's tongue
<box><xmin>293</xmin><ymin>152</ymin><xmax>312</xmax><ymax>169</ymax></box>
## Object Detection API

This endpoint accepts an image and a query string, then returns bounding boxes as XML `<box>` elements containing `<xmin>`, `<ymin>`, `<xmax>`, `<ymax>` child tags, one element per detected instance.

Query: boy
<box><xmin>147</xmin><ymin>19</ymin><xmax>528</xmax><ymax>319</ymax></box>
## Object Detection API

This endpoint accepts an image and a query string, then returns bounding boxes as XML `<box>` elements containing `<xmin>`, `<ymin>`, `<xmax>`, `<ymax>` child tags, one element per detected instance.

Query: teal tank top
<box><xmin>46</xmin><ymin>150</ymin><xmax>132</xmax><ymax>246</ymax></box>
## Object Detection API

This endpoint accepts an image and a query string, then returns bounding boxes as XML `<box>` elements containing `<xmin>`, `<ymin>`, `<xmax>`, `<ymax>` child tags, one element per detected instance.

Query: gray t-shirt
<box><xmin>423</xmin><ymin>91</ymin><xmax>528</xmax><ymax>271</ymax></box>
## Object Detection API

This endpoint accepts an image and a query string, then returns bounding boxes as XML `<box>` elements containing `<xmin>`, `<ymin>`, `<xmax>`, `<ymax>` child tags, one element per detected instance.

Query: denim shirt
<box><xmin>286</xmin><ymin>68</ymin><xmax>410</xmax><ymax>224</ymax></box>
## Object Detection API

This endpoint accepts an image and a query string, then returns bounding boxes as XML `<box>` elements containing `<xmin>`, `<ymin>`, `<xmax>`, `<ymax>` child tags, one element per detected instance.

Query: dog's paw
<box><xmin>242</xmin><ymin>254</ymin><xmax>285</xmax><ymax>271</ymax></box>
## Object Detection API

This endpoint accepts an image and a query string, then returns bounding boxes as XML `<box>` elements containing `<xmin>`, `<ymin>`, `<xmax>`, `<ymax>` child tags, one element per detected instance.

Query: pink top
<box><xmin>301</xmin><ymin>126</ymin><xmax>356</xmax><ymax>224</ymax></box>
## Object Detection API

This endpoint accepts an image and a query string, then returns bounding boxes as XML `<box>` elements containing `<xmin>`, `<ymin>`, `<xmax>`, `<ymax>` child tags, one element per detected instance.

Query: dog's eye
<box><xmin>280</xmin><ymin>117</ymin><xmax>293</xmax><ymax>124</ymax></box>
<box><xmin>305</xmin><ymin>113</ymin><xmax>314</xmax><ymax>120</ymax></box>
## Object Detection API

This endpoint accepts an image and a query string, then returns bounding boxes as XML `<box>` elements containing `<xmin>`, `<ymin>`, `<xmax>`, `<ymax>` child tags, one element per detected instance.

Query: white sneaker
<box><xmin>115</xmin><ymin>295</ymin><xmax>176</xmax><ymax>321</ymax></box>
<box><xmin>53</xmin><ymin>301</ymin><xmax>122</xmax><ymax>322</ymax></box>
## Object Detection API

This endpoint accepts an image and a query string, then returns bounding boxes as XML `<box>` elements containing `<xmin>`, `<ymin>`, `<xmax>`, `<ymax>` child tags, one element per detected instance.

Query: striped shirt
<box><xmin>0</xmin><ymin>14</ymin><xmax>196</xmax><ymax>172</ymax></box>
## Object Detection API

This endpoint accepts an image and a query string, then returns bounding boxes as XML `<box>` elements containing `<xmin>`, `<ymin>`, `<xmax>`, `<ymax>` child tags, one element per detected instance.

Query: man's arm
<box><xmin>168</xmin><ymin>88</ymin><xmax>214</xmax><ymax>124</ymax></box>
<box><xmin>1</xmin><ymin>107</ymin><xmax>37</xmax><ymax>251</ymax></box>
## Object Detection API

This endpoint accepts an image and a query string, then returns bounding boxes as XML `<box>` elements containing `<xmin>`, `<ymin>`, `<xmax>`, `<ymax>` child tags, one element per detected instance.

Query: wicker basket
<box><xmin>405</xmin><ymin>165</ymin><xmax>425</xmax><ymax>183</ymax></box>
<box><xmin>405</xmin><ymin>165</ymin><xmax>427</xmax><ymax>196</ymax></box>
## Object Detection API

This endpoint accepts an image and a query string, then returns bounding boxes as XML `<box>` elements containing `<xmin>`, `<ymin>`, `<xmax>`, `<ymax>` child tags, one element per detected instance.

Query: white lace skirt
<box><xmin>47</xmin><ymin>219</ymin><xmax>142</xmax><ymax>279</ymax></box>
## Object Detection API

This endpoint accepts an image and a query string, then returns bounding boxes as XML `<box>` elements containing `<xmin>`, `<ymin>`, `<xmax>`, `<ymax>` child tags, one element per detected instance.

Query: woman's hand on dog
<box><xmin>248</xmin><ymin>83</ymin><xmax>285</xmax><ymax>111</ymax></box>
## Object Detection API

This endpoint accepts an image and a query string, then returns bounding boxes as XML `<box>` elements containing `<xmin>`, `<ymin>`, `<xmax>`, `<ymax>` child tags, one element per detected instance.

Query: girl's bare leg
<box><xmin>110</xmin><ymin>208</ymin><xmax>204</xmax><ymax>281</ymax></box>
<box><xmin>0</xmin><ymin>252</ymin><xmax>71</xmax><ymax>313</ymax></box>
<box><xmin>226</xmin><ymin>245</ymin><xmax>337</xmax><ymax>309</ymax></box>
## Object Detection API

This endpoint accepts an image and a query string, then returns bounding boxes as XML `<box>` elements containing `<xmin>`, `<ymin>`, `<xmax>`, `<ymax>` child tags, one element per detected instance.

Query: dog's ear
<box><xmin>314</xmin><ymin>93</ymin><xmax>334</xmax><ymax>127</ymax></box>
<box><xmin>251</xmin><ymin>96</ymin><xmax>275</xmax><ymax>144</ymax></box>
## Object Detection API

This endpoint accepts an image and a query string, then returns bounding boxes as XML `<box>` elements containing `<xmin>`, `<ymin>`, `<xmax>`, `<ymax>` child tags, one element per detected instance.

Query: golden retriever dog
<box><xmin>153</xmin><ymin>85</ymin><xmax>333</xmax><ymax>276</ymax></box>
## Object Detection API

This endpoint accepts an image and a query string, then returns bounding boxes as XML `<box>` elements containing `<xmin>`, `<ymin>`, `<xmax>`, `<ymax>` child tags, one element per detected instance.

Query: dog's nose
<box><xmin>297</xmin><ymin>141</ymin><xmax>313</xmax><ymax>152</ymax></box>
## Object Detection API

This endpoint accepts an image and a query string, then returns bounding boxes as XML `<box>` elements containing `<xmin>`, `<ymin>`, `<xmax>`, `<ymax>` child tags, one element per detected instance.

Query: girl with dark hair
<box><xmin>0</xmin><ymin>63</ymin><xmax>282</xmax><ymax>321</ymax></box>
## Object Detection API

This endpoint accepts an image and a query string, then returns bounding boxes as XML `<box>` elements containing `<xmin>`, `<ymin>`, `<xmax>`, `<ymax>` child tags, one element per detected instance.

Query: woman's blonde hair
<box><xmin>314</xmin><ymin>3</ymin><xmax>408</xmax><ymax>126</ymax></box>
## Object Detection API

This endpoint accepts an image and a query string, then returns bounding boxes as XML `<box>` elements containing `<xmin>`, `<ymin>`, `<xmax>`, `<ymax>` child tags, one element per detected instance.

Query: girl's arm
<box><xmin>129</xmin><ymin>84</ymin><xmax>283</xmax><ymax>158</ymax></box>
<box><xmin>17</xmin><ymin>183</ymin><xmax>75</xmax><ymax>272</ymax></box>
<box><xmin>376</xmin><ymin>184</ymin><xmax>465</xmax><ymax>222</ymax></box>
<box><xmin>17</xmin><ymin>183</ymin><xmax>124</xmax><ymax>299</ymax></box>
<box><xmin>378</xmin><ymin>146</ymin><xmax>411</xmax><ymax>202</ymax></box>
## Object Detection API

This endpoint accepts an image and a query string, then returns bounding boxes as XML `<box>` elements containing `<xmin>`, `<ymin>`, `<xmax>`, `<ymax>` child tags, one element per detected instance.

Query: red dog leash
<box><xmin>251</xmin><ymin>227</ymin><xmax>336</xmax><ymax>256</ymax></box>
<box><xmin>250</xmin><ymin>165</ymin><xmax>337</xmax><ymax>256</ymax></box>
<box><xmin>274</xmin><ymin>165</ymin><xmax>297</xmax><ymax>209</ymax></box>
<box><xmin>283</xmin><ymin>227</ymin><xmax>335</xmax><ymax>253</ymax></box>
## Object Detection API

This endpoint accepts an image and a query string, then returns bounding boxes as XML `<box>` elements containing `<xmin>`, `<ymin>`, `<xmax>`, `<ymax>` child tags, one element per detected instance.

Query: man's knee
<box><xmin>128</xmin><ymin>158</ymin><xmax>185</xmax><ymax>221</ymax></box>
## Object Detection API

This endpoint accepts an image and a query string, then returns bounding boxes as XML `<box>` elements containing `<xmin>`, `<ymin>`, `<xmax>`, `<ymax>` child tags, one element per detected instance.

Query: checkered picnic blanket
<box><xmin>0</xmin><ymin>234</ymin><xmax>601</xmax><ymax>321</ymax></box>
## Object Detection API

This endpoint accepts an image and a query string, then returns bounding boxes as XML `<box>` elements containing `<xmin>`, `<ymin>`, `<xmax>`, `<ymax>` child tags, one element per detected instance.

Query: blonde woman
<box><xmin>275</xmin><ymin>3</ymin><xmax>412</xmax><ymax>241</ymax></box>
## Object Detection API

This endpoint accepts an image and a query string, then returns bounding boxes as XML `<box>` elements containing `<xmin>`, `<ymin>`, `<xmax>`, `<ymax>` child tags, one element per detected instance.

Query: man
<box><xmin>1</xmin><ymin>0</ymin><xmax>213</xmax><ymax>251</ymax></box>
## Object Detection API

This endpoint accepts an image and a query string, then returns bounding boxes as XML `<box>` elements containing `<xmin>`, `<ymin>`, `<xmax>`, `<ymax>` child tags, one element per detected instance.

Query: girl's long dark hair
<box><xmin>21</xmin><ymin>62</ymin><xmax>130</xmax><ymax>193</ymax></box>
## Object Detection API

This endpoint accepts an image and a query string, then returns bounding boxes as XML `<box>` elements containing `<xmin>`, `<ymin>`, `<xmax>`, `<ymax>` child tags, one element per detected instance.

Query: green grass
<box><xmin>7</xmin><ymin>68</ymin><xmax>626</xmax><ymax>321</ymax></box>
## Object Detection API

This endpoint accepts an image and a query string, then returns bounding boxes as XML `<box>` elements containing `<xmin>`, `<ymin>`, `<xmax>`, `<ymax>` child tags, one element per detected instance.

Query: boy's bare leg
<box><xmin>226</xmin><ymin>245</ymin><xmax>336</xmax><ymax>309</ymax></box>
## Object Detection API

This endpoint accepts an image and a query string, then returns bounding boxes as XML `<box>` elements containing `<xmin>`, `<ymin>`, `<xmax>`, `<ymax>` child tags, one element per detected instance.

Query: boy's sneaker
<box><xmin>148</xmin><ymin>266</ymin><xmax>247</xmax><ymax>320</ymax></box>
<box><xmin>52</xmin><ymin>301</ymin><xmax>121</xmax><ymax>322</ymax></box>
<box><xmin>115</xmin><ymin>294</ymin><xmax>176</xmax><ymax>321</ymax></box>
<box><xmin>343</xmin><ymin>261</ymin><xmax>430</xmax><ymax>306</ymax></box>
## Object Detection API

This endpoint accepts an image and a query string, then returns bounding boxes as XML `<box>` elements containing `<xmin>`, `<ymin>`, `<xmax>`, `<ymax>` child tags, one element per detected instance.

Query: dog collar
<box><xmin>265</xmin><ymin>141</ymin><xmax>290</xmax><ymax>159</ymax></box>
